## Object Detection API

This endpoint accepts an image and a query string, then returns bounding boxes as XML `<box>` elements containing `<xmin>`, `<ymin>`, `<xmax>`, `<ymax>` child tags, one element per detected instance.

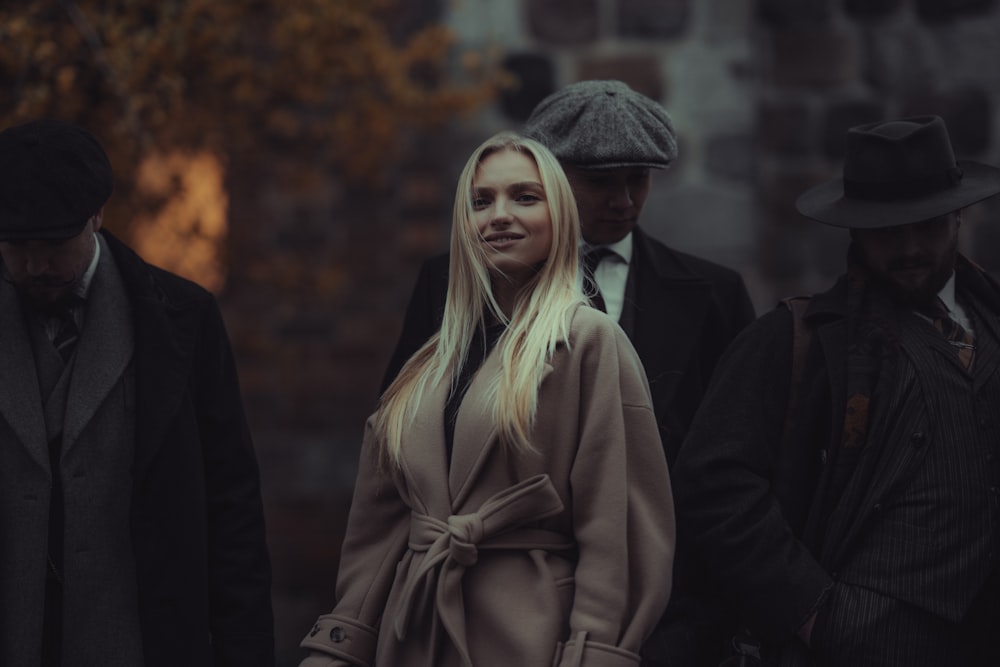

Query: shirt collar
<box><xmin>937</xmin><ymin>271</ymin><xmax>957</xmax><ymax>314</ymax></box>
<box><xmin>582</xmin><ymin>231</ymin><xmax>633</xmax><ymax>264</ymax></box>
<box><xmin>74</xmin><ymin>233</ymin><xmax>101</xmax><ymax>300</ymax></box>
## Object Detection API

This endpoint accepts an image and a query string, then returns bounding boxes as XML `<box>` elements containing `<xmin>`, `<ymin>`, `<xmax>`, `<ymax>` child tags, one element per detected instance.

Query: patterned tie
<box><xmin>52</xmin><ymin>305</ymin><xmax>80</xmax><ymax>364</ymax></box>
<box><xmin>925</xmin><ymin>298</ymin><xmax>976</xmax><ymax>370</ymax></box>
<box><xmin>582</xmin><ymin>247</ymin><xmax>613</xmax><ymax>313</ymax></box>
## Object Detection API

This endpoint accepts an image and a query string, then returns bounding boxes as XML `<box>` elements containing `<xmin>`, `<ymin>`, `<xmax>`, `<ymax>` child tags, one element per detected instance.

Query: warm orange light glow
<box><xmin>130</xmin><ymin>151</ymin><xmax>228</xmax><ymax>292</ymax></box>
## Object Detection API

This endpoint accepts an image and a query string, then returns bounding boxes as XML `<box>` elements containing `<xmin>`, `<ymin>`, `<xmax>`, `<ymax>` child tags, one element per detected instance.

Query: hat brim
<box><xmin>795</xmin><ymin>160</ymin><xmax>1000</xmax><ymax>228</ymax></box>
<box><xmin>569</xmin><ymin>160</ymin><xmax>670</xmax><ymax>170</ymax></box>
<box><xmin>0</xmin><ymin>216</ymin><xmax>90</xmax><ymax>242</ymax></box>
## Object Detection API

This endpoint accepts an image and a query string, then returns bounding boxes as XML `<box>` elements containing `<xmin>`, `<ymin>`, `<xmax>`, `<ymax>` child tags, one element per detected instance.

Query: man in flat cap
<box><xmin>0</xmin><ymin>119</ymin><xmax>274</xmax><ymax>666</ymax></box>
<box><xmin>380</xmin><ymin>79</ymin><xmax>755</xmax><ymax>666</ymax></box>
<box><xmin>671</xmin><ymin>115</ymin><xmax>1000</xmax><ymax>666</ymax></box>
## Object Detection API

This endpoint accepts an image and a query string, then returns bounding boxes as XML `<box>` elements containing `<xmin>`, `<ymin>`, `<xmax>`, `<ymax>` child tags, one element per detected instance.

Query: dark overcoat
<box><xmin>671</xmin><ymin>281</ymin><xmax>844</xmax><ymax>655</ymax></box>
<box><xmin>106</xmin><ymin>230</ymin><xmax>275</xmax><ymax>666</ymax></box>
<box><xmin>0</xmin><ymin>230</ymin><xmax>274</xmax><ymax>666</ymax></box>
<box><xmin>672</xmin><ymin>273</ymin><xmax>1000</xmax><ymax>663</ymax></box>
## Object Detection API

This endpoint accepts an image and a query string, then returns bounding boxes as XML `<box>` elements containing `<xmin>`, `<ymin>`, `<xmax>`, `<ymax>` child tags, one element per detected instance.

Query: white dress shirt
<box><xmin>582</xmin><ymin>232</ymin><xmax>633</xmax><ymax>323</ymax></box>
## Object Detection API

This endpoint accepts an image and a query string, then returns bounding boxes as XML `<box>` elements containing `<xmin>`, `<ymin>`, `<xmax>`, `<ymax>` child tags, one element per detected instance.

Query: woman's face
<box><xmin>472</xmin><ymin>149</ymin><xmax>553</xmax><ymax>289</ymax></box>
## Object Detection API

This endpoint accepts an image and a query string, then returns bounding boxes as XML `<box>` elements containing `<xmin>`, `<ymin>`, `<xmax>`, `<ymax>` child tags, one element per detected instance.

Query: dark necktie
<box><xmin>52</xmin><ymin>305</ymin><xmax>81</xmax><ymax>364</ymax></box>
<box><xmin>583</xmin><ymin>247</ymin><xmax>613</xmax><ymax>313</ymax></box>
<box><xmin>924</xmin><ymin>298</ymin><xmax>976</xmax><ymax>370</ymax></box>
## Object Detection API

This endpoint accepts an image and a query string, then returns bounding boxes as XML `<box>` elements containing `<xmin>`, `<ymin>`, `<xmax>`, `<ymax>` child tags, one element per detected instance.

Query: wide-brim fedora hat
<box><xmin>0</xmin><ymin>118</ymin><xmax>113</xmax><ymax>241</ymax></box>
<box><xmin>795</xmin><ymin>115</ymin><xmax>1000</xmax><ymax>229</ymax></box>
<box><xmin>523</xmin><ymin>79</ymin><xmax>678</xmax><ymax>170</ymax></box>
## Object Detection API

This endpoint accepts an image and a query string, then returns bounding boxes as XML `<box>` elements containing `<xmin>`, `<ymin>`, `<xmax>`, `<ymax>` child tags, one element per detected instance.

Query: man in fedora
<box><xmin>0</xmin><ymin>119</ymin><xmax>274</xmax><ymax>666</ymax></box>
<box><xmin>381</xmin><ymin>80</ymin><xmax>756</xmax><ymax>664</ymax></box>
<box><xmin>671</xmin><ymin>114</ymin><xmax>1000</xmax><ymax>665</ymax></box>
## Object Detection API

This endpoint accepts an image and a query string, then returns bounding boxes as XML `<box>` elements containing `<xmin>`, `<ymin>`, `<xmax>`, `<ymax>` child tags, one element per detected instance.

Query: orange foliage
<box><xmin>0</xmin><ymin>1</ymin><xmax>506</xmax><ymax>289</ymax></box>
<box><xmin>0</xmin><ymin>0</ymin><xmax>505</xmax><ymax>210</ymax></box>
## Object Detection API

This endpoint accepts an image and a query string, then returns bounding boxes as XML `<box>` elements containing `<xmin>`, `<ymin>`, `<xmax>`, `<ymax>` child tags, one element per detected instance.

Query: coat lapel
<box><xmin>448</xmin><ymin>347</ymin><xmax>556</xmax><ymax>508</ymax></box>
<box><xmin>628</xmin><ymin>229</ymin><xmax>712</xmax><ymax>390</ymax></box>
<box><xmin>64</xmin><ymin>236</ymin><xmax>134</xmax><ymax>452</ymax></box>
<box><xmin>100</xmin><ymin>231</ymin><xmax>197</xmax><ymax>483</ymax></box>
<box><xmin>448</xmin><ymin>351</ymin><xmax>501</xmax><ymax>507</ymax></box>
<box><xmin>0</xmin><ymin>279</ymin><xmax>49</xmax><ymax>470</ymax></box>
<box><xmin>398</xmin><ymin>374</ymin><xmax>453</xmax><ymax>516</ymax></box>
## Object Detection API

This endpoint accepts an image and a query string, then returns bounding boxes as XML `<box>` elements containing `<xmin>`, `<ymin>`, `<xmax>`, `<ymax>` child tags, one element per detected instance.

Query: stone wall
<box><xmin>756</xmin><ymin>0</ymin><xmax>1000</xmax><ymax>298</ymax></box>
<box><xmin>234</xmin><ymin>1</ymin><xmax>1000</xmax><ymax>663</ymax></box>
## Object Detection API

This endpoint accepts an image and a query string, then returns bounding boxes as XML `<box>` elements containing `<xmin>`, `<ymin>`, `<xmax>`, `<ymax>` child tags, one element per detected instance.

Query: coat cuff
<box><xmin>298</xmin><ymin>654</ymin><xmax>350</xmax><ymax>667</ymax></box>
<box><xmin>552</xmin><ymin>632</ymin><xmax>640</xmax><ymax>667</ymax></box>
<box><xmin>300</xmin><ymin>614</ymin><xmax>377</xmax><ymax>667</ymax></box>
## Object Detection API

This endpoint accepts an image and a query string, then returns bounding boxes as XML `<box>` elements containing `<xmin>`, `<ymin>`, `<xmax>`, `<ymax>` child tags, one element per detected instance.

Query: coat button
<box><xmin>911</xmin><ymin>432</ymin><xmax>926</xmax><ymax>448</ymax></box>
<box><xmin>330</xmin><ymin>626</ymin><xmax>346</xmax><ymax>643</ymax></box>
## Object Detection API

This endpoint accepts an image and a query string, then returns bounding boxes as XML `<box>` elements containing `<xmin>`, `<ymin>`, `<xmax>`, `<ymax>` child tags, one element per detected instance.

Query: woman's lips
<box><xmin>483</xmin><ymin>233</ymin><xmax>524</xmax><ymax>249</ymax></box>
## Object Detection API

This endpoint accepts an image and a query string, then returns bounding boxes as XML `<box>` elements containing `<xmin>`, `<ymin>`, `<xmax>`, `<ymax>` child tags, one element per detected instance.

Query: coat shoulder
<box><xmin>567</xmin><ymin>304</ymin><xmax>629</xmax><ymax>348</ymax></box>
<box><xmin>102</xmin><ymin>230</ymin><xmax>215</xmax><ymax>309</ymax></box>
<box><xmin>565</xmin><ymin>305</ymin><xmax>649</xmax><ymax>399</ymax></box>
<box><xmin>636</xmin><ymin>230</ymin><xmax>745</xmax><ymax>286</ymax></box>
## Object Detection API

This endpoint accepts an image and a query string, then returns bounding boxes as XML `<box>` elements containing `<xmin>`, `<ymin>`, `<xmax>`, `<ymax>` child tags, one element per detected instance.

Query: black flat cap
<box><xmin>523</xmin><ymin>79</ymin><xmax>678</xmax><ymax>170</ymax></box>
<box><xmin>0</xmin><ymin>119</ymin><xmax>113</xmax><ymax>241</ymax></box>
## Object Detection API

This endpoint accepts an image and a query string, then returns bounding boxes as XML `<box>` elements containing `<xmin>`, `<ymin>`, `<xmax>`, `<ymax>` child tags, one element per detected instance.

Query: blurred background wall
<box><xmin>5</xmin><ymin>1</ymin><xmax>1000</xmax><ymax>664</ymax></box>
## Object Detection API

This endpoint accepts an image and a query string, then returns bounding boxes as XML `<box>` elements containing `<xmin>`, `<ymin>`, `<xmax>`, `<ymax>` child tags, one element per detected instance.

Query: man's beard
<box><xmin>868</xmin><ymin>248</ymin><xmax>957</xmax><ymax>309</ymax></box>
<box><xmin>4</xmin><ymin>273</ymin><xmax>81</xmax><ymax>315</ymax></box>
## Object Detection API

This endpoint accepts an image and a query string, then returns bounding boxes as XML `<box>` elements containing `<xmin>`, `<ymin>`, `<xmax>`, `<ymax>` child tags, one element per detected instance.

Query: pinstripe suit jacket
<box><xmin>672</xmin><ymin>271</ymin><xmax>1000</xmax><ymax>665</ymax></box>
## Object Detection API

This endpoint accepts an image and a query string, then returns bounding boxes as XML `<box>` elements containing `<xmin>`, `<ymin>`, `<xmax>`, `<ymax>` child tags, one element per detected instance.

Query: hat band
<box><xmin>843</xmin><ymin>166</ymin><xmax>964</xmax><ymax>201</ymax></box>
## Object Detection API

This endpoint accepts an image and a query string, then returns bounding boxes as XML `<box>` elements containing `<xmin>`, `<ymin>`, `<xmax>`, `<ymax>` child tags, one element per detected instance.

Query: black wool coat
<box><xmin>104</xmin><ymin>230</ymin><xmax>274</xmax><ymax>666</ymax></box>
<box><xmin>671</xmin><ymin>282</ymin><xmax>845</xmax><ymax>654</ymax></box>
<box><xmin>674</xmin><ymin>267</ymin><xmax>1000</xmax><ymax>664</ymax></box>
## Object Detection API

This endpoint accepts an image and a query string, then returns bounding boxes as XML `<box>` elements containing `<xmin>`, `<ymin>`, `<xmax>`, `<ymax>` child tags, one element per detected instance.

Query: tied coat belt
<box><xmin>394</xmin><ymin>474</ymin><xmax>576</xmax><ymax>667</ymax></box>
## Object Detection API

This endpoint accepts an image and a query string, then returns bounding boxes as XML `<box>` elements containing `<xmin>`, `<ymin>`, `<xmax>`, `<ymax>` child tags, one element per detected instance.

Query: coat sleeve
<box><xmin>642</xmin><ymin>269</ymin><xmax>756</xmax><ymax>666</ymax></box>
<box><xmin>195</xmin><ymin>299</ymin><xmax>275</xmax><ymax>666</ymax></box>
<box><xmin>670</xmin><ymin>310</ymin><xmax>833</xmax><ymax>646</ymax></box>
<box><xmin>298</xmin><ymin>418</ymin><xmax>411</xmax><ymax>667</ymax></box>
<box><xmin>555</xmin><ymin>318</ymin><xmax>676</xmax><ymax>667</ymax></box>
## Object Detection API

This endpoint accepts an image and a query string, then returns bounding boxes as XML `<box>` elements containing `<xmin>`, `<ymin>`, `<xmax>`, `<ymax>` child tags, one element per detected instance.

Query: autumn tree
<box><xmin>0</xmin><ymin>0</ymin><xmax>505</xmax><ymax>286</ymax></box>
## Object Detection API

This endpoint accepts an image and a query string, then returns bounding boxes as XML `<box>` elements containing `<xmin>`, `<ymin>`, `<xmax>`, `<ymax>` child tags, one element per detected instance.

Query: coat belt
<box><xmin>393</xmin><ymin>474</ymin><xmax>574</xmax><ymax>667</ymax></box>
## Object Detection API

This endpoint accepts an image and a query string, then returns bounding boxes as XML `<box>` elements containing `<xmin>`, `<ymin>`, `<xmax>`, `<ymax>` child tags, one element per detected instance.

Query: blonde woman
<box><xmin>300</xmin><ymin>132</ymin><xmax>674</xmax><ymax>667</ymax></box>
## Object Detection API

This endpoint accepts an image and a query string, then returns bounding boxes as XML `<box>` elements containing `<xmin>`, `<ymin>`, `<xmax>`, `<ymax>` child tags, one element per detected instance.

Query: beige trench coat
<box><xmin>301</xmin><ymin>306</ymin><xmax>675</xmax><ymax>667</ymax></box>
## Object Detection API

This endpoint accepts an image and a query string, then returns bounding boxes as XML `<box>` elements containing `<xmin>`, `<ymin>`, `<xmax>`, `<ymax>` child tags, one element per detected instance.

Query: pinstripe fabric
<box><xmin>813</xmin><ymin>289</ymin><xmax>1000</xmax><ymax>666</ymax></box>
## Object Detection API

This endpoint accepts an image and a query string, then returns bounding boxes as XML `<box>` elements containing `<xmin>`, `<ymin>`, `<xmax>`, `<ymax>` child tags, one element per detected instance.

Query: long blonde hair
<box><xmin>375</xmin><ymin>131</ymin><xmax>586</xmax><ymax>466</ymax></box>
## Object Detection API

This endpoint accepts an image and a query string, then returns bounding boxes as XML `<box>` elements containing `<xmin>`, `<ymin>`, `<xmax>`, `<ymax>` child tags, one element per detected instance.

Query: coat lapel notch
<box><xmin>628</xmin><ymin>229</ymin><xmax>713</xmax><ymax>391</ymax></box>
<box><xmin>64</xmin><ymin>238</ymin><xmax>134</xmax><ymax>451</ymax></box>
<box><xmin>100</xmin><ymin>231</ymin><xmax>197</xmax><ymax>482</ymax></box>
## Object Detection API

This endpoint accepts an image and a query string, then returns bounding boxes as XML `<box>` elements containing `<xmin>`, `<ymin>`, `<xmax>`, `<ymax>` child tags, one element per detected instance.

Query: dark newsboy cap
<box><xmin>0</xmin><ymin>119</ymin><xmax>113</xmax><ymax>241</ymax></box>
<box><xmin>523</xmin><ymin>79</ymin><xmax>678</xmax><ymax>170</ymax></box>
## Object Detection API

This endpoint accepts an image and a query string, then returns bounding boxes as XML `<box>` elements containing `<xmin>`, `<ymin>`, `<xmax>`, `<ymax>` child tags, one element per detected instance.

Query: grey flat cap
<box><xmin>523</xmin><ymin>79</ymin><xmax>678</xmax><ymax>170</ymax></box>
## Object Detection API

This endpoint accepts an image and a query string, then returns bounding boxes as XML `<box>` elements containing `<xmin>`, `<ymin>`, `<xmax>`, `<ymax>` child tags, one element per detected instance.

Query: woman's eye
<box><xmin>516</xmin><ymin>192</ymin><xmax>541</xmax><ymax>203</ymax></box>
<box><xmin>472</xmin><ymin>197</ymin><xmax>490</xmax><ymax>209</ymax></box>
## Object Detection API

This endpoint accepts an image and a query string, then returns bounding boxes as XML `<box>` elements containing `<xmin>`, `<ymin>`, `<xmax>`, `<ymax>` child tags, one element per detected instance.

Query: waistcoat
<box><xmin>839</xmin><ymin>286</ymin><xmax>1000</xmax><ymax>622</ymax></box>
<box><xmin>16</xmin><ymin>237</ymin><xmax>144</xmax><ymax>666</ymax></box>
